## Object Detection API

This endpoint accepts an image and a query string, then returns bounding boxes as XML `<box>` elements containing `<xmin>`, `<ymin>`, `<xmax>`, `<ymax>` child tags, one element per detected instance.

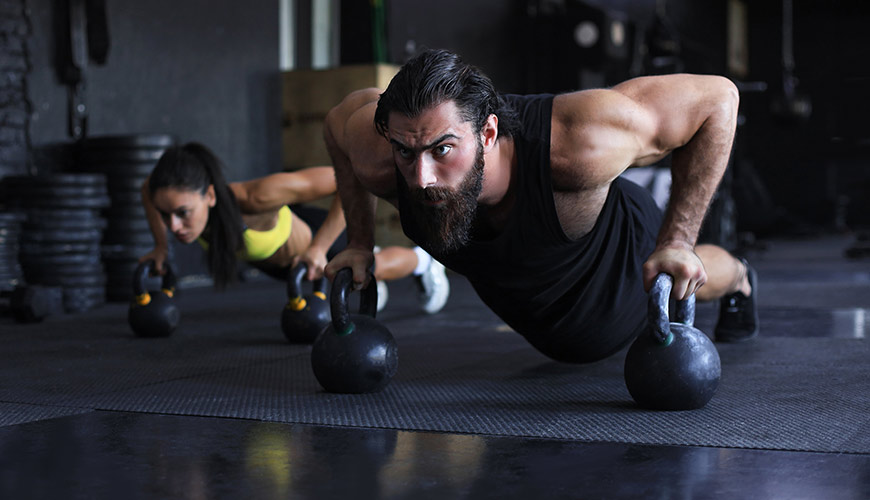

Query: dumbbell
<box><xmin>281</xmin><ymin>262</ymin><xmax>330</xmax><ymax>343</ymax></box>
<box><xmin>128</xmin><ymin>260</ymin><xmax>180</xmax><ymax>338</ymax></box>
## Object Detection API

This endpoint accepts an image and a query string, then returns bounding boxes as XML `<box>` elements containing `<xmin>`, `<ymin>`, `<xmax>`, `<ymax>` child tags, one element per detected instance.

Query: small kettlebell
<box><xmin>281</xmin><ymin>262</ymin><xmax>330</xmax><ymax>343</ymax></box>
<box><xmin>310</xmin><ymin>268</ymin><xmax>398</xmax><ymax>394</ymax></box>
<box><xmin>128</xmin><ymin>260</ymin><xmax>180</xmax><ymax>338</ymax></box>
<box><xmin>624</xmin><ymin>273</ymin><xmax>721</xmax><ymax>410</ymax></box>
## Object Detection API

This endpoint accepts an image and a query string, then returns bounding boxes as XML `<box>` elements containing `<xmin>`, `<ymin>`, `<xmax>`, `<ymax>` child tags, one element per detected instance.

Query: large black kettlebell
<box><xmin>281</xmin><ymin>263</ymin><xmax>330</xmax><ymax>343</ymax></box>
<box><xmin>624</xmin><ymin>274</ymin><xmax>721</xmax><ymax>410</ymax></box>
<box><xmin>310</xmin><ymin>268</ymin><xmax>398</xmax><ymax>394</ymax></box>
<box><xmin>128</xmin><ymin>260</ymin><xmax>180</xmax><ymax>338</ymax></box>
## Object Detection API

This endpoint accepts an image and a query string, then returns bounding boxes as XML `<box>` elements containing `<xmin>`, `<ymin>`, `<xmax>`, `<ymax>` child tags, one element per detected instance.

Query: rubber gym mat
<box><xmin>2</xmin><ymin>277</ymin><xmax>866</xmax><ymax>454</ymax></box>
<box><xmin>0</xmin><ymin>403</ymin><xmax>92</xmax><ymax>427</ymax></box>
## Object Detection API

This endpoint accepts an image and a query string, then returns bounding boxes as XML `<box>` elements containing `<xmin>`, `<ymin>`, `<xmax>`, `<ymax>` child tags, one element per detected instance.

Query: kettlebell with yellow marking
<box><xmin>281</xmin><ymin>262</ymin><xmax>330</xmax><ymax>343</ymax></box>
<box><xmin>128</xmin><ymin>259</ymin><xmax>180</xmax><ymax>338</ymax></box>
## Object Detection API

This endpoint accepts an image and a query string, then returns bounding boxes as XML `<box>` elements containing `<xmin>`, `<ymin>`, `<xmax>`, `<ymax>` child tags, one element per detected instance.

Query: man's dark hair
<box><xmin>374</xmin><ymin>49</ymin><xmax>518</xmax><ymax>139</ymax></box>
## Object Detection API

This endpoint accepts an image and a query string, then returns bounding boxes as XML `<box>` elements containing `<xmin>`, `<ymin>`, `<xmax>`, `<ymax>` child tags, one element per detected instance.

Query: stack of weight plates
<box><xmin>4</xmin><ymin>174</ymin><xmax>110</xmax><ymax>313</ymax></box>
<box><xmin>0</xmin><ymin>212</ymin><xmax>25</xmax><ymax>293</ymax></box>
<box><xmin>77</xmin><ymin>134</ymin><xmax>176</xmax><ymax>301</ymax></box>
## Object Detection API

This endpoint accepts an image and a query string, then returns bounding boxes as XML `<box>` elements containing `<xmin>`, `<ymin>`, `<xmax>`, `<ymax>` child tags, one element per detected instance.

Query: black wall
<box><xmin>740</xmin><ymin>1</ymin><xmax>870</xmax><ymax>231</ymax></box>
<box><xmin>6</xmin><ymin>0</ymin><xmax>868</xmax><ymax>239</ymax></box>
<box><xmin>0</xmin><ymin>0</ymin><xmax>28</xmax><ymax>177</ymax></box>
<box><xmin>25</xmin><ymin>0</ymin><xmax>281</xmax><ymax>181</ymax></box>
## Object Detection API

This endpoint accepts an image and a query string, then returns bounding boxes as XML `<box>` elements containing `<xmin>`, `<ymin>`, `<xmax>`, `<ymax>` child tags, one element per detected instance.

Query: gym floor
<box><xmin>0</xmin><ymin>234</ymin><xmax>868</xmax><ymax>499</ymax></box>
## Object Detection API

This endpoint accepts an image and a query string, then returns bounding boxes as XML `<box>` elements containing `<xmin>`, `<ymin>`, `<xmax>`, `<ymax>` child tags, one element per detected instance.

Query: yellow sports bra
<box><xmin>197</xmin><ymin>205</ymin><xmax>293</xmax><ymax>262</ymax></box>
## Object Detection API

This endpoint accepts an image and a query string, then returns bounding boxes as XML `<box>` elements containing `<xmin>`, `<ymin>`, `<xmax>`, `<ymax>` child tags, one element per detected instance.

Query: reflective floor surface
<box><xmin>1</xmin><ymin>411</ymin><xmax>867</xmax><ymax>500</ymax></box>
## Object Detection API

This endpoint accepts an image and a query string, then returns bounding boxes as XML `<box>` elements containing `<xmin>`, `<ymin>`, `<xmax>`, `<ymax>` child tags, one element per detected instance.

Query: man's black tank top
<box><xmin>400</xmin><ymin>94</ymin><xmax>663</xmax><ymax>363</ymax></box>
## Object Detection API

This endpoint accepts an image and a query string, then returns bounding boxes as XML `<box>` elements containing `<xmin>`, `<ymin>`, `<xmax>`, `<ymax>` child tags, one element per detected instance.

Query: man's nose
<box><xmin>410</xmin><ymin>155</ymin><xmax>437</xmax><ymax>189</ymax></box>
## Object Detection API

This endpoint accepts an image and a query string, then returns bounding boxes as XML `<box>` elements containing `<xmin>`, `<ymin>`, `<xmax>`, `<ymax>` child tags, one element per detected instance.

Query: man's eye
<box><xmin>433</xmin><ymin>144</ymin><xmax>452</xmax><ymax>157</ymax></box>
<box><xmin>397</xmin><ymin>148</ymin><xmax>412</xmax><ymax>160</ymax></box>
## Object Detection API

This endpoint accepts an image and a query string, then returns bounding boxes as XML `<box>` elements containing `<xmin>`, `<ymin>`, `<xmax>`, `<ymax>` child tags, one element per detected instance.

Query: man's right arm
<box><xmin>322</xmin><ymin>88</ymin><xmax>389</xmax><ymax>287</ymax></box>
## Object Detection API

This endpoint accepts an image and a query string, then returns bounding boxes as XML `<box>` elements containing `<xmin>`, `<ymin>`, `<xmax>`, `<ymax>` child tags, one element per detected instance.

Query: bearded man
<box><xmin>324</xmin><ymin>48</ymin><xmax>757</xmax><ymax>362</ymax></box>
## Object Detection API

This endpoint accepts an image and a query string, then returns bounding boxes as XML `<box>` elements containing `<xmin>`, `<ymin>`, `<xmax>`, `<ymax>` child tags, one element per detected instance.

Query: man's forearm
<box><xmin>658</xmin><ymin>99</ymin><xmax>738</xmax><ymax>249</ymax></box>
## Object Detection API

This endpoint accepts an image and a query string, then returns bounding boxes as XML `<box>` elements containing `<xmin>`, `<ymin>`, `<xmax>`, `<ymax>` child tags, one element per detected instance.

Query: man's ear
<box><xmin>481</xmin><ymin>114</ymin><xmax>499</xmax><ymax>151</ymax></box>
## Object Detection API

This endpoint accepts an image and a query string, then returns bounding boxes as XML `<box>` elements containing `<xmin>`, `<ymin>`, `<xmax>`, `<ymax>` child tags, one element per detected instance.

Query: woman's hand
<box><xmin>139</xmin><ymin>247</ymin><xmax>170</xmax><ymax>275</ymax></box>
<box><xmin>292</xmin><ymin>245</ymin><xmax>329</xmax><ymax>281</ymax></box>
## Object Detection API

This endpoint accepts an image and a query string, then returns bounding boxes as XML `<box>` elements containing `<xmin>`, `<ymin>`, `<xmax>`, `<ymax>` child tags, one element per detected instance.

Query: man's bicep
<box><xmin>552</xmin><ymin>90</ymin><xmax>662</xmax><ymax>179</ymax></box>
<box><xmin>613</xmin><ymin>74</ymin><xmax>737</xmax><ymax>158</ymax></box>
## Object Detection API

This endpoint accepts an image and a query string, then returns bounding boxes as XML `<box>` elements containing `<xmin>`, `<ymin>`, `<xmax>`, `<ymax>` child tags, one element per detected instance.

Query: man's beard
<box><xmin>397</xmin><ymin>141</ymin><xmax>485</xmax><ymax>256</ymax></box>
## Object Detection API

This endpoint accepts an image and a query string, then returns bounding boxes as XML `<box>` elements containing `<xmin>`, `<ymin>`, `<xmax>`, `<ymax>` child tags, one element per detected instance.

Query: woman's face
<box><xmin>151</xmin><ymin>186</ymin><xmax>216</xmax><ymax>244</ymax></box>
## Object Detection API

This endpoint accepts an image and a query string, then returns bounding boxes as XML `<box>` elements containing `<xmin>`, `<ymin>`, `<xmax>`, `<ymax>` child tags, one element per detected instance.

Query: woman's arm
<box><xmin>138</xmin><ymin>176</ymin><xmax>171</xmax><ymax>273</ymax></box>
<box><xmin>229</xmin><ymin>166</ymin><xmax>337</xmax><ymax>214</ymax></box>
<box><xmin>293</xmin><ymin>193</ymin><xmax>347</xmax><ymax>279</ymax></box>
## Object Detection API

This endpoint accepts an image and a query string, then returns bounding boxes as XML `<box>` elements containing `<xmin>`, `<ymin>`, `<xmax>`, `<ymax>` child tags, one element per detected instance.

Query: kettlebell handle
<box><xmin>648</xmin><ymin>273</ymin><xmax>696</xmax><ymax>345</ymax></box>
<box><xmin>288</xmin><ymin>263</ymin><xmax>327</xmax><ymax>304</ymax></box>
<box><xmin>133</xmin><ymin>260</ymin><xmax>177</xmax><ymax>303</ymax></box>
<box><xmin>331</xmin><ymin>268</ymin><xmax>377</xmax><ymax>335</ymax></box>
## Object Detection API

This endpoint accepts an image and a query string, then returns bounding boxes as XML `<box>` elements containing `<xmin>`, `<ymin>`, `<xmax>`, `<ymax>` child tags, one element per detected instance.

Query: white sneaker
<box><xmin>376</xmin><ymin>280</ymin><xmax>388</xmax><ymax>313</ymax></box>
<box><xmin>415</xmin><ymin>260</ymin><xmax>449</xmax><ymax>314</ymax></box>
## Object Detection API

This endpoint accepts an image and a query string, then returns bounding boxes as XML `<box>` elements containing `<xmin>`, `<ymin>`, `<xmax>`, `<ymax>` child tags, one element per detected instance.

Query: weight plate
<box><xmin>0</xmin><ymin>262</ymin><xmax>23</xmax><ymax>274</ymax></box>
<box><xmin>0</xmin><ymin>233</ymin><xmax>20</xmax><ymax>245</ymax></box>
<box><xmin>25</xmin><ymin>207</ymin><xmax>103</xmax><ymax>221</ymax></box>
<box><xmin>21</xmin><ymin>253</ymin><xmax>102</xmax><ymax>266</ymax></box>
<box><xmin>25</xmin><ymin>218</ymin><xmax>107</xmax><ymax>231</ymax></box>
<box><xmin>1</xmin><ymin>173</ymin><xmax>107</xmax><ymax>188</ymax></box>
<box><xmin>79</xmin><ymin>148</ymin><xmax>165</xmax><ymax>164</ymax></box>
<box><xmin>106</xmin><ymin>213</ymin><xmax>149</xmax><ymax>228</ymax></box>
<box><xmin>108</xmin><ymin>191</ymin><xmax>144</xmax><ymax>205</ymax></box>
<box><xmin>102</xmin><ymin>232</ymin><xmax>155</xmax><ymax>246</ymax></box>
<box><xmin>34</xmin><ymin>273</ymin><xmax>106</xmax><ymax>287</ymax></box>
<box><xmin>25</xmin><ymin>261</ymin><xmax>103</xmax><ymax>277</ymax></box>
<box><xmin>0</xmin><ymin>212</ymin><xmax>26</xmax><ymax>224</ymax></box>
<box><xmin>80</xmin><ymin>162</ymin><xmax>157</xmax><ymax>178</ymax></box>
<box><xmin>105</xmin><ymin>218</ymin><xmax>150</xmax><ymax>232</ymax></box>
<box><xmin>20</xmin><ymin>242</ymin><xmax>101</xmax><ymax>256</ymax></box>
<box><xmin>63</xmin><ymin>285</ymin><xmax>106</xmax><ymax>300</ymax></box>
<box><xmin>21</xmin><ymin>185</ymin><xmax>109</xmax><ymax>199</ymax></box>
<box><xmin>107</xmin><ymin>175</ymin><xmax>149</xmax><ymax>192</ymax></box>
<box><xmin>102</xmin><ymin>244</ymin><xmax>153</xmax><ymax>260</ymax></box>
<box><xmin>0</xmin><ymin>250</ymin><xmax>22</xmax><ymax>262</ymax></box>
<box><xmin>0</xmin><ymin>270</ymin><xmax>22</xmax><ymax>281</ymax></box>
<box><xmin>104</xmin><ymin>204</ymin><xmax>147</xmax><ymax>218</ymax></box>
<box><xmin>0</xmin><ymin>227</ymin><xmax>21</xmax><ymax>239</ymax></box>
<box><xmin>105</xmin><ymin>287</ymin><xmax>132</xmax><ymax>302</ymax></box>
<box><xmin>21</xmin><ymin>228</ymin><xmax>103</xmax><ymax>244</ymax></box>
<box><xmin>25</xmin><ymin>194</ymin><xmax>112</xmax><ymax>209</ymax></box>
<box><xmin>82</xmin><ymin>134</ymin><xmax>176</xmax><ymax>150</ymax></box>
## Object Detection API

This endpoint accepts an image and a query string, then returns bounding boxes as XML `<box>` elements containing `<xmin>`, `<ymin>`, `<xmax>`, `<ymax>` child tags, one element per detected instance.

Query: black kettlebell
<box><xmin>128</xmin><ymin>260</ymin><xmax>180</xmax><ymax>338</ymax></box>
<box><xmin>624</xmin><ymin>273</ymin><xmax>721</xmax><ymax>410</ymax></box>
<box><xmin>281</xmin><ymin>263</ymin><xmax>330</xmax><ymax>343</ymax></box>
<box><xmin>310</xmin><ymin>268</ymin><xmax>398</xmax><ymax>394</ymax></box>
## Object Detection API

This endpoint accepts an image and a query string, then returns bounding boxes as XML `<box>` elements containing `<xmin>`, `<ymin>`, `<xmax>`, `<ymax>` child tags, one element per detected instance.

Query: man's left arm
<box><xmin>614</xmin><ymin>74</ymin><xmax>740</xmax><ymax>299</ymax></box>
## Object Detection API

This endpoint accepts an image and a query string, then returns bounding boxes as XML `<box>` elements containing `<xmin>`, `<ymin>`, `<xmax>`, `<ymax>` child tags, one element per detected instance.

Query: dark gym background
<box><xmin>3</xmin><ymin>0</ymin><xmax>869</xmax><ymax>279</ymax></box>
<box><xmin>1</xmin><ymin>2</ymin><xmax>869</xmax><ymax>498</ymax></box>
